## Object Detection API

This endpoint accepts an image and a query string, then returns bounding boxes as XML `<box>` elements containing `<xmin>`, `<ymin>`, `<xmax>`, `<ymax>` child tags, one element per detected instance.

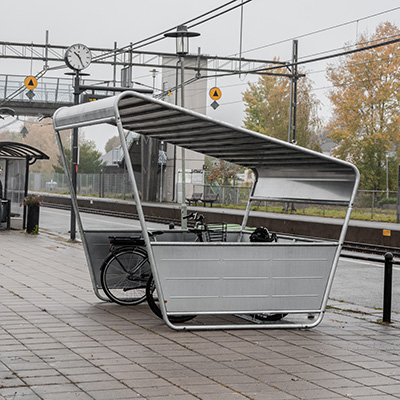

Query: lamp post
<box><xmin>385</xmin><ymin>151</ymin><xmax>395</xmax><ymax>199</ymax></box>
<box><xmin>165</xmin><ymin>25</ymin><xmax>200</xmax><ymax>229</ymax></box>
<box><xmin>150</xmin><ymin>69</ymin><xmax>158</xmax><ymax>95</ymax></box>
<box><xmin>386</xmin><ymin>153</ymin><xmax>389</xmax><ymax>199</ymax></box>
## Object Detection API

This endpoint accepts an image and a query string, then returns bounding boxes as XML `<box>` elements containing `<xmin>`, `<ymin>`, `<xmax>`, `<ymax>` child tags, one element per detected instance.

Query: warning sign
<box><xmin>209</xmin><ymin>87</ymin><xmax>222</xmax><ymax>101</ymax></box>
<box><xmin>24</xmin><ymin>76</ymin><xmax>38</xmax><ymax>90</ymax></box>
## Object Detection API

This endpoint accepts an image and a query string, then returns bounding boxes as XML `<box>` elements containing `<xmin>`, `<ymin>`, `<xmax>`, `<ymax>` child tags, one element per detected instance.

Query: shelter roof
<box><xmin>53</xmin><ymin>91</ymin><xmax>359</xmax><ymax>205</ymax></box>
<box><xmin>53</xmin><ymin>92</ymin><xmax>351</xmax><ymax>172</ymax></box>
<box><xmin>0</xmin><ymin>142</ymin><xmax>49</xmax><ymax>161</ymax></box>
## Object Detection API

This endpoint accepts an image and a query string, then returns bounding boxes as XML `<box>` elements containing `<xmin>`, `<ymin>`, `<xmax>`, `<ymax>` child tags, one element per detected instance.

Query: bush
<box><xmin>378</xmin><ymin>197</ymin><xmax>397</xmax><ymax>207</ymax></box>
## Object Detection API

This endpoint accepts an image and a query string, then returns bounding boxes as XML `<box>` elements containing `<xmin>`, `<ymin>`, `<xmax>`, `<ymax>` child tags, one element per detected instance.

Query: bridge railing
<box><xmin>0</xmin><ymin>74</ymin><xmax>121</xmax><ymax>104</ymax></box>
<box><xmin>0</xmin><ymin>74</ymin><xmax>73</xmax><ymax>103</ymax></box>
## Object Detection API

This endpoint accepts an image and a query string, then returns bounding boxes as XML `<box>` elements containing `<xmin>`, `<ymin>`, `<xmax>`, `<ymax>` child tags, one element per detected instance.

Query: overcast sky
<box><xmin>2</xmin><ymin>0</ymin><xmax>400</xmax><ymax>152</ymax></box>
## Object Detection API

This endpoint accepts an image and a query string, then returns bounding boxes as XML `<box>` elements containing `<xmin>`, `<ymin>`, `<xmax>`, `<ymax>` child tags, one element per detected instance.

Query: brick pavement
<box><xmin>1</xmin><ymin>229</ymin><xmax>400</xmax><ymax>399</ymax></box>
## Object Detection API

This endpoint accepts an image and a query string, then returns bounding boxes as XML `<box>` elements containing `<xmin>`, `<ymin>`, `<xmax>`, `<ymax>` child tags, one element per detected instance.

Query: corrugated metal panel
<box><xmin>53</xmin><ymin>91</ymin><xmax>359</xmax><ymax>204</ymax></box>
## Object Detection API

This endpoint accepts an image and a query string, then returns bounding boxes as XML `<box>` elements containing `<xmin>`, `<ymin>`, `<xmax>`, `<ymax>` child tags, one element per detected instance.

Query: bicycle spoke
<box><xmin>101</xmin><ymin>248</ymin><xmax>149</xmax><ymax>305</ymax></box>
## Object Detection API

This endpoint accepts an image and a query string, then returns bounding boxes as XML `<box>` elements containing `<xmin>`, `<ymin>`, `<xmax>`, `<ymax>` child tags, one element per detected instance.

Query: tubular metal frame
<box><xmin>53</xmin><ymin>91</ymin><xmax>360</xmax><ymax>331</ymax></box>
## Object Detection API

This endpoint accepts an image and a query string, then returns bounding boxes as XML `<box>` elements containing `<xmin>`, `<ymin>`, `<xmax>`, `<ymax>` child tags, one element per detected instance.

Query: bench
<box><xmin>186</xmin><ymin>192</ymin><xmax>202</xmax><ymax>206</ymax></box>
<box><xmin>201</xmin><ymin>193</ymin><xmax>219</xmax><ymax>207</ymax></box>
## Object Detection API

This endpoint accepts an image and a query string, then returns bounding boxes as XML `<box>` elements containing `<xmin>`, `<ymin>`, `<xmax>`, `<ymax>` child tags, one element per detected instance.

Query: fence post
<box><xmin>371</xmin><ymin>191</ymin><xmax>374</xmax><ymax>220</ymax></box>
<box><xmin>383</xmin><ymin>252</ymin><xmax>393</xmax><ymax>323</ymax></box>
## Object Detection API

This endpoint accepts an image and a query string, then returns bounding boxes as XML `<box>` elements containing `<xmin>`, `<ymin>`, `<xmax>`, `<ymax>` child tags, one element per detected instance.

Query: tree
<box><xmin>206</xmin><ymin>158</ymin><xmax>242</xmax><ymax>186</ymax></box>
<box><xmin>53</xmin><ymin>139</ymin><xmax>106</xmax><ymax>174</ymax></box>
<box><xmin>242</xmin><ymin>66</ymin><xmax>321</xmax><ymax>151</ymax></box>
<box><xmin>0</xmin><ymin>118</ymin><xmax>65</xmax><ymax>173</ymax></box>
<box><xmin>104</xmin><ymin>135</ymin><xmax>120</xmax><ymax>153</ymax></box>
<box><xmin>326</xmin><ymin>22</ymin><xmax>400</xmax><ymax>190</ymax></box>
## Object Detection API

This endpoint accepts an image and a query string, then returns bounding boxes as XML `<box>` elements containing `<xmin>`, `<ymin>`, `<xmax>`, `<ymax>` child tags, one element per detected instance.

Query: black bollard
<box><xmin>383</xmin><ymin>252</ymin><xmax>393</xmax><ymax>323</ymax></box>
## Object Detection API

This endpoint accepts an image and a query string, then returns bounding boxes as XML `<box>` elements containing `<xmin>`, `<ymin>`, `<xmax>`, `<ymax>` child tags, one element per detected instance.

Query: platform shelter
<box><xmin>0</xmin><ymin>142</ymin><xmax>49</xmax><ymax>229</ymax></box>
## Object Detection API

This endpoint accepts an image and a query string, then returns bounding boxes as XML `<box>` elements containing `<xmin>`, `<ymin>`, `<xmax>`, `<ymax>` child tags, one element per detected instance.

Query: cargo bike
<box><xmin>53</xmin><ymin>91</ymin><xmax>359</xmax><ymax>331</ymax></box>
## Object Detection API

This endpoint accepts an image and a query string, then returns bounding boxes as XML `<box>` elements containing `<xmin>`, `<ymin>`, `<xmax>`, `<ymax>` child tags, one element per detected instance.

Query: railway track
<box><xmin>44</xmin><ymin>202</ymin><xmax>400</xmax><ymax>258</ymax></box>
<box><xmin>43</xmin><ymin>201</ymin><xmax>181</xmax><ymax>226</ymax></box>
<box><xmin>342</xmin><ymin>241</ymin><xmax>400</xmax><ymax>258</ymax></box>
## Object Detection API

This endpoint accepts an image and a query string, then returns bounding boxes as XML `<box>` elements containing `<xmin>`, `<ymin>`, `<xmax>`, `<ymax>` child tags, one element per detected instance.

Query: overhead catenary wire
<box><xmin>158</xmin><ymin>6</ymin><xmax>400</xmax><ymax>109</ymax></box>
<box><xmin>93</xmin><ymin>0</ymin><xmax>253</xmax><ymax>63</ymax></box>
<box><xmin>297</xmin><ymin>32</ymin><xmax>400</xmax><ymax>65</ymax></box>
<box><xmin>0</xmin><ymin>1</ymin><xmax>253</xmax><ymax>107</ymax></box>
<box><xmin>2</xmin><ymin>2</ymin><xmax>400</xmax><ymax>113</ymax></box>
<box><xmin>237</xmin><ymin>5</ymin><xmax>400</xmax><ymax>57</ymax></box>
<box><xmin>249</xmin><ymin>36</ymin><xmax>400</xmax><ymax>75</ymax></box>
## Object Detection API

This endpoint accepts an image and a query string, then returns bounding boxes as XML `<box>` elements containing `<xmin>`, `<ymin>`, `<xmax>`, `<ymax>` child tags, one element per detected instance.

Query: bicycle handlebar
<box><xmin>148</xmin><ymin>230</ymin><xmax>164</xmax><ymax>237</ymax></box>
<box><xmin>184</xmin><ymin>212</ymin><xmax>204</xmax><ymax>222</ymax></box>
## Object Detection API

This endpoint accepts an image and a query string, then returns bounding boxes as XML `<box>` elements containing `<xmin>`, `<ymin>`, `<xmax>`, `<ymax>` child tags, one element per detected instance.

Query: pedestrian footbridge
<box><xmin>0</xmin><ymin>74</ymin><xmax>76</xmax><ymax>117</ymax></box>
<box><xmin>0</xmin><ymin>74</ymin><xmax>124</xmax><ymax>117</ymax></box>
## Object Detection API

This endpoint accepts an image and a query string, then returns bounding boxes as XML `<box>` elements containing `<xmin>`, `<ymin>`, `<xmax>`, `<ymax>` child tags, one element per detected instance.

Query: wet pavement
<box><xmin>1</xmin><ymin>225</ymin><xmax>400</xmax><ymax>399</ymax></box>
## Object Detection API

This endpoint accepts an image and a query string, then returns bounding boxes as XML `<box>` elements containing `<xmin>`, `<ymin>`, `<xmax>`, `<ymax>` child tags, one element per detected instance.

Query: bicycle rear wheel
<box><xmin>146</xmin><ymin>275</ymin><xmax>196</xmax><ymax>323</ymax></box>
<box><xmin>101</xmin><ymin>248</ymin><xmax>149</xmax><ymax>305</ymax></box>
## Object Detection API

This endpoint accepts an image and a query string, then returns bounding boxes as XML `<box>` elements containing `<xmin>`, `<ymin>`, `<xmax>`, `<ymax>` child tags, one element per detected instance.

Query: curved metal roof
<box><xmin>53</xmin><ymin>91</ymin><xmax>359</xmax><ymax>205</ymax></box>
<box><xmin>0</xmin><ymin>142</ymin><xmax>49</xmax><ymax>161</ymax></box>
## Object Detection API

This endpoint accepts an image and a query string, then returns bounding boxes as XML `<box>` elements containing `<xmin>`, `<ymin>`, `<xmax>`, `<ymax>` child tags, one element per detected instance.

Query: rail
<box><xmin>342</xmin><ymin>241</ymin><xmax>400</xmax><ymax>258</ymax></box>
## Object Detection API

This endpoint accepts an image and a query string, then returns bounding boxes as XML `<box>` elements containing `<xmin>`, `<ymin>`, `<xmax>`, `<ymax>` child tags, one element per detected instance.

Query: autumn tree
<box><xmin>0</xmin><ymin>119</ymin><xmax>63</xmax><ymax>173</ymax></box>
<box><xmin>242</xmin><ymin>67</ymin><xmax>321</xmax><ymax>150</ymax></box>
<box><xmin>326</xmin><ymin>22</ymin><xmax>400</xmax><ymax>190</ymax></box>
<box><xmin>206</xmin><ymin>158</ymin><xmax>242</xmax><ymax>186</ymax></box>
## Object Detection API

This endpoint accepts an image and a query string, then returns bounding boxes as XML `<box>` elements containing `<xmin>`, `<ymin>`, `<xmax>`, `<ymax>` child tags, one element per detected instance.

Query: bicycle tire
<box><xmin>252</xmin><ymin>313</ymin><xmax>288</xmax><ymax>321</ymax></box>
<box><xmin>101</xmin><ymin>247</ymin><xmax>150</xmax><ymax>305</ymax></box>
<box><xmin>146</xmin><ymin>275</ymin><xmax>196</xmax><ymax>323</ymax></box>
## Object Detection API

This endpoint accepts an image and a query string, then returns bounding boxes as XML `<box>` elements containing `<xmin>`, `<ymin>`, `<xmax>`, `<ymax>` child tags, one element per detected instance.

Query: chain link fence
<box><xmin>29</xmin><ymin>172</ymin><xmax>399</xmax><ymax>222</ymax></box>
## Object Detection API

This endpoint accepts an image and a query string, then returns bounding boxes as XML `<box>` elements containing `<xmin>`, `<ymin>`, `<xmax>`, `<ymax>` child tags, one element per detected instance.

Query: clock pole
<box><xmin>70</xmin><ymin>70</ymin><xmax>80</xmax><ymax>241</ymax></box>
<box><xmin>64</xmin><ymin>43</ymin><xmax>92</xmax><ymax>241</ymax></box>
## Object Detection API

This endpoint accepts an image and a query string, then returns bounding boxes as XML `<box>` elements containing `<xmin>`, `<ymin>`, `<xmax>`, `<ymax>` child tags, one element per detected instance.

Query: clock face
<box><xmin>64</xmin><ymin>44</ymin><xmax>92</xmax><ymax>71</ymax></box>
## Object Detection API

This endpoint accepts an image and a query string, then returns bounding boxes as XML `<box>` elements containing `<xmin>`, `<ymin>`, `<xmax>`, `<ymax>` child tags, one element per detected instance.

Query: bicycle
<box><xmin>185</xmin><ymin>211</ymin><xmax>227</xmax><ymax>242</ymax></box>
<box><xmin>100</xmin><ymin>231</ymin><xmax>163</xmax><ymax>306</ymax></box>
<box><xmin>100</xmin><ymin>229</ymin><xmax>197</xmax><ymax>323</ymax></box>
<box><xmin>145</xmin><ymin>213</ymin><xmax>209</xmax><ymax>323</ymax></box>
<box><xmin>146</xmin><ymin>212</ymin><xmax>229</xmax><ymax>322</ymax></box>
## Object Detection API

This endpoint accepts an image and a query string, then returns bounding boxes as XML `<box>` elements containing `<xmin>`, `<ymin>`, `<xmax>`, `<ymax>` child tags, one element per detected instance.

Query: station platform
<box><xmin>1</xmin><ymin>227</ymin><xmax>400</xmax><ymax>399</ymax></box>
<box><xmin>42</xmin><ymin>192</ymin><xmax>400</xmax><ymax>247</ymax></box>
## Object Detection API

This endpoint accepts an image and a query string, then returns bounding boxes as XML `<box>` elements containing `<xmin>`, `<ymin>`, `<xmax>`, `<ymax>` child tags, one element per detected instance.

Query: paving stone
<box><xmin>375</xmin><ymin>384</ymin><xmax>400</xmax><ymax>395</ymax></box>
<box><xmin>2</xmin><ymin>230</ymin><xmax>400</xmax><ymax>400</ymax></box>
<box><xmin>86</xmin><ymin>388</ymin><xmax>142</xmax><ymax>399</ymax></box>
<box><xmin>29</xmin><ymin>383</ymin><xmax>83</xmax><ymax>396</ymax></box>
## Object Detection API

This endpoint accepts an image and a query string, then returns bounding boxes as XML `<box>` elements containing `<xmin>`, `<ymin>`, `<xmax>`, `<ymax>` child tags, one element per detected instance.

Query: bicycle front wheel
<box><xmin>101</xmin><ymin>248</ymin><xmax>150</xmax><ymax>305</ymax></box>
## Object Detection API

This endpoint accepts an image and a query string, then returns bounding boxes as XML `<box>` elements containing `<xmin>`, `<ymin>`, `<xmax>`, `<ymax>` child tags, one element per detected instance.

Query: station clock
<box><xmin>64</xmin><ymin>43</ymin><xmax>92</xmax><ymax>71</ymax></box>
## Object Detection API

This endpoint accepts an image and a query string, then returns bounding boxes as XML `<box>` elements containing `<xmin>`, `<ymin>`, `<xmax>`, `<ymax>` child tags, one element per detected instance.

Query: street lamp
<box><xmin>386</xmin><ymin>153</ymin><xmax>389</xmax><ymax>199</ymax></box>
<box><xmin>165</xmin><ymin>25</ymin><xmax>200</xmax><ymax>229</ymax></box>
<box><xmin>150</xmin><ymin>69</ymin><xmax>159</xmax><ymax>95</ymax></box>
<box><xmin>385</xmin><ymin>150</ymin><xmax>395</xmax><ymax>199</ymax></box>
